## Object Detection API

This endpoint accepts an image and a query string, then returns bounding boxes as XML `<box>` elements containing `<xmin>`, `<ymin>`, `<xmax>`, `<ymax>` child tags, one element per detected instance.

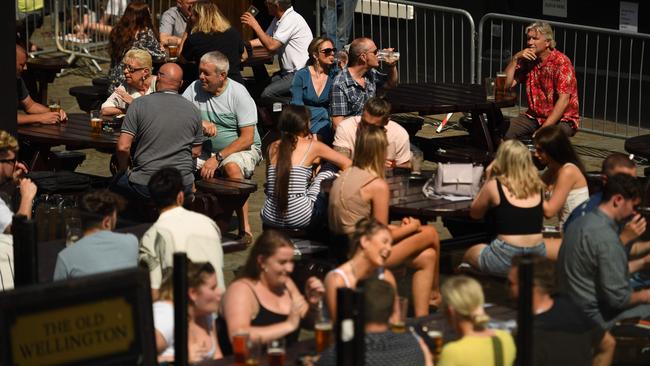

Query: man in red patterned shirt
<box><xmin>504</xmin><ymin>22</ymin><xmax>579</xmax><ymax>140</ymax></box>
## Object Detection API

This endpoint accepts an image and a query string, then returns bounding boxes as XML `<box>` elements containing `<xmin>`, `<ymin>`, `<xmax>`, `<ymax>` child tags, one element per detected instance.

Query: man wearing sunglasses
<box><xmin>16</xmin><ymin>44</ymin><xmax>68</xmax><ymax>125</ymax></box>
<box><xmin>241</xmin><ymin>0</ymin><xmax>313</xmax><ymax>104</ymax></box>
<box><xmin>330</xmin><ymin>37</ymin><xmax>398</xmax><ymax>129</ymax></box>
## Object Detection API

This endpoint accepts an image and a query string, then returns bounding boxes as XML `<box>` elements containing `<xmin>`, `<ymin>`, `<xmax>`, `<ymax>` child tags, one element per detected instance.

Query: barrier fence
<box><xmin>478</xmin><ymin>13</ymin><xmax>650</xmax><ymax>138</ymax></box>
<box><xmin>317</xmin><ymin>0</ymin><xmax>476</xmax><ymax>84</ymax></box>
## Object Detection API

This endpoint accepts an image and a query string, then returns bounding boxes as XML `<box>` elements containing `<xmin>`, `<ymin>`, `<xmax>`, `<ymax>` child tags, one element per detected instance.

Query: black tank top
<box><xmin>217</xmin><ymin>281</ymin><xmax>301</xmax><ymax>355</ymax></box>
<box><xmin>492</xmin><ymin>180</ymin><xmax>543</xmax><ymax>235</ymax></box>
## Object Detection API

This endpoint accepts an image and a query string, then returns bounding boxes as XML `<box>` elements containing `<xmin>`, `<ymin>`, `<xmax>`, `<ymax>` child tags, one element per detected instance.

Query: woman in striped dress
<box><xmin>261</xmin><ymin>105</ymin><xmax>351</xmax><ymax>229</ymax></box>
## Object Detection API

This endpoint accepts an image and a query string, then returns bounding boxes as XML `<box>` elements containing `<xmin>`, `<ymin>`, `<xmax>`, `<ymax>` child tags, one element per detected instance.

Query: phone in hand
<box><xmin>247</xmin><ymin>5</ymin><xmax>259</xmax><ymax>17</ymax></box>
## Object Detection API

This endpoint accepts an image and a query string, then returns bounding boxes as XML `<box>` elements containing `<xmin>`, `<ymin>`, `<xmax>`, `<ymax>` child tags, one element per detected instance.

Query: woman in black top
<box><xmin>179</xmin><ymin>2</ymin><xmax>247</xmax><ymax>84</ymax></box>
<box><xmin>463</xmin><ymin>140</ymin><xmax>547</xmax><ymax>277</ymax></box>
<box><xmin>221</xmin><ymin>230</ymin><xmax>323</xmax><ymax>349</ymax></box>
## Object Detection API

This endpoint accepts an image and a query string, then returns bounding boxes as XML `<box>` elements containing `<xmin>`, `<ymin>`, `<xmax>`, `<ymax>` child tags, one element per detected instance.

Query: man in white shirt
<box><xmin>139</xmin><ymin>167</ymin><xmax>225</xmax><ymax>300</ymax></box>
<box><xmin>333</xmin><ymin>97</ymin><xmax>411</xmax><ymax>168</ymax></box>
<box><xmin>0</xmin><ymin>130</ymin><xmax>36</xmax><ymax>234</ymax></box>
<box><xmin>241</xmin><ymin>0</ymin><xmax>313</xmax><ymax>103</ymax></box>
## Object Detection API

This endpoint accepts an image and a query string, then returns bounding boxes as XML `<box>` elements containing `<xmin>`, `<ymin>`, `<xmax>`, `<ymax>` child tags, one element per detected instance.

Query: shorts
<box><xmin>478</xmin><ymin>238</ymin><xmax>546</xmax><ymax>277</ymax></box>
<box><xmin>196</xmin><ymin>145</ymin><xmax>262</xmax><ymax>179</ymax></box>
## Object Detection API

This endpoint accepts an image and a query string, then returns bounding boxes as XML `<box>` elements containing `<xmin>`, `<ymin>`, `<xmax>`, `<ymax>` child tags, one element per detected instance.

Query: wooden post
<box><xmin>516</xmin><ymin>255</ymin><xmax>534</xmax><ymax>366</ymax></box>
<box><xmin>335</xmin><ymin>287</ymin><xmax>365</xmax><ymax>366</ymax></box>
<box><xmin>12</xmin><ymin>214</ymin><xmax>38</xmax><ymax>287</ymax></box>
<box><xmin>173</xmin><ymin>252</ymin><xmax>188</xmax><ymax>366</ymax></box>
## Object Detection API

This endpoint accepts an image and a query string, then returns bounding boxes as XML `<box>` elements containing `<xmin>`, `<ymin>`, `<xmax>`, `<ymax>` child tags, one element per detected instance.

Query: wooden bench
<box><xmin>69</xmin><ymin>85</ymin><xmax>109</xmax><ymax>113</ymax></box>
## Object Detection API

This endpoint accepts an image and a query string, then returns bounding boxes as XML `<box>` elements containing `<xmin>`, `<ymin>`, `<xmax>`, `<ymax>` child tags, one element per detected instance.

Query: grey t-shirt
<box><xmin>159</xmin><ymin>6</ymin><xmax>187</xmax><ymax>38</ymax></box>
<box><xmin>53</xmin><ymin>230</ymin><xmax>138</xmax><ymax>280</ymax></box>
<box><xmin>557</xmin><ymin>208</ymin><xmax>632</xmax><ymax>326</ymax></box>
<box><xmin>122</xmin><ymin>91</ymin><xmax>203</xmax><ymax>186</ymax></box>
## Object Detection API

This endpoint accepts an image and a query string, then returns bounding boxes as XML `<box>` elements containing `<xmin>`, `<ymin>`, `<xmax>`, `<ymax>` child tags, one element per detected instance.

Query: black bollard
<box><xmin>12</xmin><ymin>214</ymin><xmax>38</xmax><ymax>287</ymax></box>
<box><xmin>335</xmin><ymin>287</ymin><xmax>364</xmax><ymax>366</ymax></box>
<box><xmin>173</xmin><ymin>252</ymin><xmax>188</xmax><ymax>366</ymax></box>
<box><xmin>516</xmin><ymin>255</ymin><xmax>534</xmax><ymax>366</ymax></box>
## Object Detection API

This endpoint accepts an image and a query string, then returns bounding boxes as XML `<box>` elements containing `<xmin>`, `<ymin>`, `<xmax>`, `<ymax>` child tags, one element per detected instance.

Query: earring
<box><xmin>262</xmin><ymin>266</ymin><xmax>268</xmax><ymax>273</ymax></box>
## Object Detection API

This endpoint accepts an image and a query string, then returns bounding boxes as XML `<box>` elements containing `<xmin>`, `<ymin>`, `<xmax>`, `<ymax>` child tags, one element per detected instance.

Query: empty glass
<box><xmin>485</xmin><ymin>77</ymin><xmax>496</xmax><ymax>100</ymax></box>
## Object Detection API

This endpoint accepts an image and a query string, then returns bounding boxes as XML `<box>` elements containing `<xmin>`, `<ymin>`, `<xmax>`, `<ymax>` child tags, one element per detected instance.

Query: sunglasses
<box><xmin>0</xmin><ymin>157</ymin><xmax>17</xmax><ymax>165</ymax></box>
<box><xmin>368</xmin><ymin>48</ymin><xmax>379</xmax><ymax>55</ymax></box>
<box><xmin>320</xmin><ymin>47</ymin><xmax>337</xmax><ymax>55</ymax></box>
<box><xmin>124</xmin><ymin>64</ymin><xmax>146</xmax><ymax>73</ymax></box>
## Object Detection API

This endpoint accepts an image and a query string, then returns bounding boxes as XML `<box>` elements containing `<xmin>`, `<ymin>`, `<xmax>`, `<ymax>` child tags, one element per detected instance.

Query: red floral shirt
<box><xmin>515</xmin><ymin>49</ymin><xmax>580</xmax><ymax>129</ymax></box>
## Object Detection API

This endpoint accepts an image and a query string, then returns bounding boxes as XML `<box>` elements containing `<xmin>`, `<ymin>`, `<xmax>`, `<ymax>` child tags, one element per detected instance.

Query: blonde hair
<box><xmin>442</xmin><ymin>276</ymin><xmax>490</xmax><ymax>330</ymax></box>
<box><xmin>353</xmin><ymin>125</ymin><xmax>387</xmax><ymax>179</ymax></box>
<box><xmin>191</xmin><ymin>2</ymin><xmax>231</xmax><ymax>34</ymax></box>
<box><xmin>525</xmin><ymin>22</ymin><xmax>556</xmax><ymax>49</ymax></box>
<box><xmin>0</xmin><ymin>131</ymin><xmax>18</xmax><ymax>156</ymax></box>
<box><xmin>491</xmin><ymin>140</ymin><xmax>545</xmax><ymax>199</ymax></box>
<box><xmin>122</xmin><ymin>48</ymin><xmax>153</xmax><ymax>72</ymax></box>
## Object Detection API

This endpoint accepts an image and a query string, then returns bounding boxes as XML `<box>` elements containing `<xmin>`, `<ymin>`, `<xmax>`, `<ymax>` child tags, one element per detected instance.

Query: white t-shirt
<box><xmin>139</xmin><ymin>207</ymin><xmax>225</xmax><ymax>290</ymax></box>
<box><xmin>0</xmin><ymin>234</ymin><xmax>13</xmax><ymax>291</ymax></box>
<box><xmin>333</xmin><ymin>116</ymin><xmax>412</xmax><ymax>165</ymax></box>
<box><xmin>105</xmin><ymin>0</ymin><xmax>128</xmax><ymax>16</ymax></box>
<box><xmin>0</xmin><ymin>199</ymin><xmax>13</xmax><ymax>234</ymax></box>
<box><xmin>101</xmin><ymin>76</ymin><xmax>157</xmax><ymax>111</ymax></box>
<box><xmin>153</xmin><ymin>301</ymin><xmax>175</xmax><ymax>358</ymax></box>
<box><xmin>266</xmin><ymin>7</ymin><xmax>312</xmax><ymax>73</ymax></box>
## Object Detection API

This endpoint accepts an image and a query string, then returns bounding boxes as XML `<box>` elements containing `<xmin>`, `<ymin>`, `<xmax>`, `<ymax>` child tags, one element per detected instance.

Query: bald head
<box><xmin>348</xmin><ymin>37</ymin><xmax>374</xmax><ymax>66</ymax></box>
<box><xmin>156</xmin><ymin>63</ymin><xmax>183</xmax><ymax>91</ymax></box>
<box><xmin>16</xmin><ymin>44</ymin><xmax>27</xmax><ymax>78</ymax></box>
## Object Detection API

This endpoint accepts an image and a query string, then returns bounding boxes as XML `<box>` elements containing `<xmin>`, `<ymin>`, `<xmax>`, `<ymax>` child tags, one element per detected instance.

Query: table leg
<box><xmin>469</xmin><ymin>110</ymin><xmax>495</xmax><ymax>153</ymax></box>
<box><xmin>28</xmin><ymin>146</ymin><xmax>52</xmax><ymax>171</ymax></box>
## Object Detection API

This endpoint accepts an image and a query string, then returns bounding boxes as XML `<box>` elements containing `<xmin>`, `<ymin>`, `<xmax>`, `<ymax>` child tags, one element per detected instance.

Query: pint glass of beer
<box><xmin>315</xmin><ymin>321</ymin><xmax>333</xmax><ymax>353</ymax></box>
<box><xmin>232</xmin><ymin>333</ymin><xmax>249</xmax><ymax>365</ymax></box>
<box><xmin>495</xmin><ymin>72</ymin><xmax>507</xmax><ymax>98</ymax></box>
<box><xmin>267</xmin><ymin>338</ymin><xmax>286</xmax><ymax>366</ymax></box>
<box><xmin>90</xmin><ymin>110</ymin><xmax>102</xmax><ymax>134</ymax></box>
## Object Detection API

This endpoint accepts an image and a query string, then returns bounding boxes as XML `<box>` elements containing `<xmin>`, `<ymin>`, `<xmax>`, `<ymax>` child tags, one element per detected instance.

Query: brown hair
<box><xmin>602</xmin><ymin>152</ymin><xmax>636</xmax><ymax>178</ymax></box>
<box><xmin>511</xmin><ymin>255</ymin><xmax>556</xmax><ymax>295</ymax></box>
<box><xmin>306</xmin><ymin>36</ymin><xmax>334</xmax><ymax>66</ymax></box>
<box><xmin>348</xmin><ymin>217</ymin><xmax>390</xmax><ymax>258</ymax></box>
<box><xmin>273</xmin><ymin>105</ymin><xmax>311</xmax><ymax>215</ymax></box>
<box><xmin>239</xmin><ymin>230</ymin><xmax>294</xmax><ymax>280</ymax></box>
<box><xmin>352</xmin><ymin>124</ymin><xmax>387</xmax><ymax>179</ymax></box>
<box><xmin>158</xmin><ymin>260</ymin><xmax>216</xmax><ymax>301</ymax></box>
<box><xmin>363</xmin><ymin>97</ymin><xmax>391</xmax><ymax>126</ymax></box>
<box><xmin>109</xmin><ymin>1</ymin><xmax>156</xmax><ymax>64</ymax></box>
<box><xmin>534</xmin><ymin>125</ymin><xmax>585</xmax><ymax>174</ymax></box>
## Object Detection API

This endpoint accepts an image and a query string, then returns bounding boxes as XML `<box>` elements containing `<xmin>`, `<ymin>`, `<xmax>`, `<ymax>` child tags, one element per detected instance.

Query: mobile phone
<box><xmin>247</xmin><ymin>5</ymin><xmax>259</xmax><ymax>17</ymax></box>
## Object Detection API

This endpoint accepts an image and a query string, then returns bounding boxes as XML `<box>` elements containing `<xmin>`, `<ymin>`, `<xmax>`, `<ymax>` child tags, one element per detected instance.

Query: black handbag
<box><xmin>26</xmin><ymin>171</ymin><xmax>91</xmax><ymax>193</ymax></box>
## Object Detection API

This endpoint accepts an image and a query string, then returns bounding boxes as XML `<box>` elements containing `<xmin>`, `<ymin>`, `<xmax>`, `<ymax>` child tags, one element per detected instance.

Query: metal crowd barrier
<box><xmin>316</xmin><ymin>0</ymin><xmax>476</xmax><ymax>84</ymax></box>
<box><xmin>478</xmin><ymin>13</ymin><xmax>650</xmax><ymax>138</ymax></box>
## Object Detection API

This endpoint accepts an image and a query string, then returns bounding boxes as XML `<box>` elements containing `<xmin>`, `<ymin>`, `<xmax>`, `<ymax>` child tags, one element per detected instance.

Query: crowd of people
<box><xmin>11</xmin><ymin>0</ymin><xmax>650</xmax><ymax>364</ymax></box>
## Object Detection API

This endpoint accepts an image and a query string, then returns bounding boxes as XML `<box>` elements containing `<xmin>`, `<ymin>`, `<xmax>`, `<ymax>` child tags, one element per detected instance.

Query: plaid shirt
<box><xmin>329</xmin><ymin>68</ymin><xmax>385</xmax><ymax>117</ymax></box>
<box><xmin>515</xmin><ymin>48</ymin><xmax>580</xmax><ymax>129</ymax></box>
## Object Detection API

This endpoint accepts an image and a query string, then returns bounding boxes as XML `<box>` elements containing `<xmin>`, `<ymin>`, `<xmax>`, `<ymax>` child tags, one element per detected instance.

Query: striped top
<box><xmin>262</xmin><ymin>140</ymin><xmax>335</xmax><ymax>229</ymax></box>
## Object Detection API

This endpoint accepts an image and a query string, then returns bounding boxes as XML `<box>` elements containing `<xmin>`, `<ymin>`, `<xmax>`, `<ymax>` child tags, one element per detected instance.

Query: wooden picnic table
<box><xmin>195</xmin><ymin>177</ymin><xmax>258</xmax><ymax>236</ymax></box>
<box><xmin>384</xmin><ymin>82</ymin><xmax>517</xmax><ymax>159</ymax></box>
<box><xmin>18</xmin><ymin>112</ymin><xmax>118</xmax><ymax>170</ymax></box>
<box><xmin>26</xmin><ymin>56</ymin><xmax>71</xmax><ymax>103</ymax></box>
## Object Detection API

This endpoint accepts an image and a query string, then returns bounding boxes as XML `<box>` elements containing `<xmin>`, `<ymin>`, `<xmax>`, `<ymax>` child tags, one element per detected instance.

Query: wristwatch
<box><xmin>216</xmin><ymin>152</ymin><xmax>224</xmax><ymax>163</ymax></box>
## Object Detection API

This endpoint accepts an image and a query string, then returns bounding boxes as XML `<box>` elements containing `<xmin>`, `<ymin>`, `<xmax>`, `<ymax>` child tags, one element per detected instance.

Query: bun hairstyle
<box><xmin>441</xmin><ymin>275</ymin><xmax>490</xmax><ymax>330</ymax></box>
<box><xmin>348</xmin><ymin>217</ymin><xmax>389</xmax><ymax>258</ymax></box>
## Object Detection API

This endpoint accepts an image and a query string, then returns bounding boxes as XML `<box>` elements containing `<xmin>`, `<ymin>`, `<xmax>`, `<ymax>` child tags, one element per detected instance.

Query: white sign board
<box><xmin>543</xmin><ymin>0</ymin><xmax>567</xmax><ymax>18</ymax></box>
<box><xmin>619</xmin><ymin>2</ymin><xmax>639</xmax><ymax>33</ymax></box>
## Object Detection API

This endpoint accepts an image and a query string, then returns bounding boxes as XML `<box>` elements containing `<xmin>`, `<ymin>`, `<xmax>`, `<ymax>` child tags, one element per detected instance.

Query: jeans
<box><xmin>504</xmin><ymin>115</ymin><xmax>575</xmax><ymax>140</ymax></box>
<box><xmin>261</xmin><ymin>72</ymin><xmax>294</xmax><ymax>104</ymax></box>
<box><xmin>321</xmin><ymin>0</ymin><xmax>358</xmax><ymax>51</ymax></box>
<box><xmin>111</xmin><ymin>173</ymin><xmax>150</xmax><ymax>200</ymax></box>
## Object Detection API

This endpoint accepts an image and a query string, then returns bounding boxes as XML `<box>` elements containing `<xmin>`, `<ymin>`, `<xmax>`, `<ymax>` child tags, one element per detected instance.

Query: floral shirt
<box><xmin>515</xmin><ymin>48</ymin><xmax>580</xmax><ymax>130</ymax></box>
<box><xmin>108</xmin><ymin>29</ymin><xmax>165</xmax><ymax>93</ymax></box>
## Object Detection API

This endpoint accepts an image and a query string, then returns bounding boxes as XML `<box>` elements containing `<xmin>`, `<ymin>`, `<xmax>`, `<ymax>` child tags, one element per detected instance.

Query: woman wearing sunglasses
<box><xmin>290</xmin><ymin>37</ymin><xmax>341</xmax><ymax>144</ymax></box>
<box><xmin>101</xmin><ymin>49</ymin><xmax>157</xmax><ymax>117</ymax></box>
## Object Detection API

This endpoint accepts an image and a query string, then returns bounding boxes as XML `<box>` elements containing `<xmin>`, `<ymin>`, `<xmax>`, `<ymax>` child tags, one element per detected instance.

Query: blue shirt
<box><xmin>290</xmin><ymin>66</ymin><xmax>338</xmax><ymax>137</ymax></box>
<box><xmin>53</xmin><ymin>231</ymin><xmax>139</xmax><ymax>281</ymax></box>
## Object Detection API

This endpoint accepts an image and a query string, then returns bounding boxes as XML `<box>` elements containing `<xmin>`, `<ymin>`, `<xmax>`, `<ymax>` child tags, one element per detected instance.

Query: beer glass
<box><xmin>267</xmin><ymin>338</ymin><xmax>286</xmax><ymax>366</ymax></box>
<box><xmin>495</xmin><ymin>72</ymin><xmax>507</xmax><ymax>98</ymax></box>
<box><xmin>314</xmin><ymin>298</ymin><xmax>332</xmax><ymax>353</ymax></box>
<box><xmin>232</xmin><ymin>332</ymin><xmax>249</xmax><ymax>365</ymax></box>
<box><xmin>390</xmin><ymin>296</ymin><xmax>408</xmax><ymax>333</ymax></box>
<box><xmin>90</xmin><ymin>110</ymin><xmax>102</xmax><ymax>134</ymax></box>
<box><xmin>411</xmin><ymin>150</ymin><xmax>424</xmax><ymax>175</ymax></box>
<box><xmin>428</xmin><ymin>330</ymin><xmax>444</xmax><ymax>361</ymax></box>
<box><xmin>377</xmin><ymin>50</ymin><xmax>400</xmax><ymax>62</ymax></box>
<box><xmin>245</xmin><ymin>338</ymin><xmax>261</xmax><ymax>366</ymax></box>
<box><xmin>166</xmin><ymin>39</ymin><xmax>179</xmax><ymax>60</ymax></box>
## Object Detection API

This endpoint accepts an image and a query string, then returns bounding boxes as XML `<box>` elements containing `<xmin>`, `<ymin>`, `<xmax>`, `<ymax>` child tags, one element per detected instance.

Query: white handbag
<box><xmin>423</xmin><ymin>163</ymin><xmax>484</xmax><ymax>198</ymax></box>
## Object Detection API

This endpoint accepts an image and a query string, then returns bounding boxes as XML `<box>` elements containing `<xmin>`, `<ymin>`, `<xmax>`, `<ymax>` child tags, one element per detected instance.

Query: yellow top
<box><xmin>18</xmin><ymin>0</ymin><xmax>44</xmax><ymax>13</ymax></box>
<box><xmin>438</xmin><ymin>330</ymin><xmax>516</xmax><ymax>366</ymax></box>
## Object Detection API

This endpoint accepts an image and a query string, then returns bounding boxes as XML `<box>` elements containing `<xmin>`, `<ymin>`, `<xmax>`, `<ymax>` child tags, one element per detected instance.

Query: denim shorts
<box><xmin>478</xmin><ymin>238</ymin><xmax>546</xmax><ymax>277</ymax></box>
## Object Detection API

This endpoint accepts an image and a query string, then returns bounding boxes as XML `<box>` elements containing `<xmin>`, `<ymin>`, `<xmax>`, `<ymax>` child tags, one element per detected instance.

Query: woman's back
<box><xmin>182</xmin><ymin>28</ymin><xmax>245</xmax><ymax>83</ymax></box>
<box><xmin>438</xmin><ymin>329</ymin><xmax>516</xmax><ymax>366</ymax></box>
<box><xmin>328</xmin><ymin>167</ymin><xmax>377</xmax><ymax>234</ymax></box>
<box><xmin>491</xmin><ymin>179</ymin><xmax>544</xmax><ymax>241</ymax></box>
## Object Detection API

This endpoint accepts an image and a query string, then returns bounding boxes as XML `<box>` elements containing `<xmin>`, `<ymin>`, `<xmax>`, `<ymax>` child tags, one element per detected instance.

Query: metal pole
<box><xmin>173</xmin><ymin>252</ymin><xmax>188</xmax><ymax>366</ymax></box>
<box><xmin>12</xmin><ymin>214</ymin><xmax>38</xmax><ymax>287</ymax></box>
<box><xmin>516</xmin><ymin>255</ymin><xmax>534</xmax><ymax>366</ymax></box>
<box><xmin>335</xmin><ymin>288</ymin><xmax>365</xmax><ymax>366</ymax></box>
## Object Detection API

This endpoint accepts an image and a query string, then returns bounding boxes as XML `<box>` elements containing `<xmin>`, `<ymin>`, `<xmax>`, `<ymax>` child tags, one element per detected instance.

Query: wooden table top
<box><xmin>18</xmin><ymin>113</ymin><xmax>119</xmax><ymax>150</ymax></box>
<box><xmin>385</xmin><ymin>82</ymin><xmax>517</xmax><ymax>115</ymax></box>
<box><xmin>387</xmin><ymin>172</ymin><xmax>472</xmax><ymax>220</ymax></box>
<box><xmin>196</xmin><ymin>176</ymin><xmax>258</xmax><ymax>196</ymax></box>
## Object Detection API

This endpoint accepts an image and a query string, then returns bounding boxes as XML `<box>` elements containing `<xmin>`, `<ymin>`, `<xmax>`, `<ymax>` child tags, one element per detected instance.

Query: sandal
<box><xmin>238</xmin><ymin>232</ymin><xmax>253</xmax><ymax>246</ymax></box>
